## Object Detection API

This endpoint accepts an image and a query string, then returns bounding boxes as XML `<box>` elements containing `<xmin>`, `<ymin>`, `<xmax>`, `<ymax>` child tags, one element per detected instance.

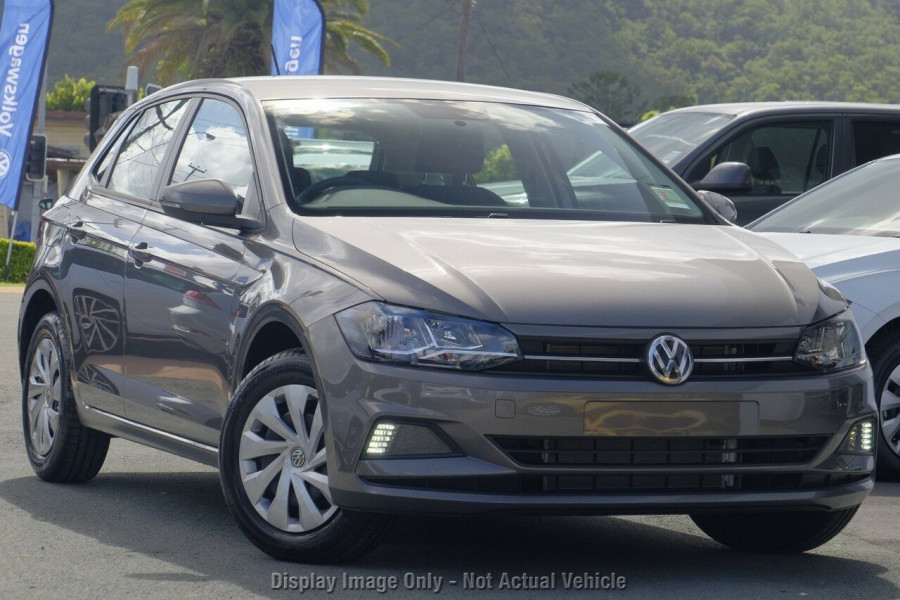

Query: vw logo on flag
<box><xmin>0</xmin><ymin>150</ymin><xmax>11</xmax><ymax>179</ymax></box>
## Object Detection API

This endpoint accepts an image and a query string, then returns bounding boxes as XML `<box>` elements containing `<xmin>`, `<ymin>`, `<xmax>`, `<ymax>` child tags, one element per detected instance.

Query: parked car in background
<box><xmin>630</xmin><ymin>102</ymin><xmax>900</xmax><ymax>224</ymax></box>
<box><xmin>750</xmin><ymin>154</ymin><xmax>900</xmax><ymax>479</ymax></box>
<box><xmin>19</xmin><ymin>76</ymin><xmax>875</xmax><ymax>563</ymax></box>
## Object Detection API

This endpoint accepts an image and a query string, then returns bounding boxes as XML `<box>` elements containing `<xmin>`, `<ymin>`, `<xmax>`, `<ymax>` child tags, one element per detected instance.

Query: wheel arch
<box><xmin>865</xmin><ymin>317</ymin><xmax>900</xmax><ymax>354</ymax></box>
<box><xmin>19</xmin><ymin>282</ymin><xmax>60</xmax><ymax>380</ymax></box>
<box><xmin>234</xmin><ymin>302</ymin><xmax>310</xmax><ymax>390</ymax></box>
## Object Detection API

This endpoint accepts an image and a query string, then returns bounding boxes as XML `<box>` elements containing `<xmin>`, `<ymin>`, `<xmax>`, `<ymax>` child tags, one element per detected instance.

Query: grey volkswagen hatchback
<box><xmin>19</xmin><ymin>77</ymin><xmax>875</xmax><ymax>563</ymax></box>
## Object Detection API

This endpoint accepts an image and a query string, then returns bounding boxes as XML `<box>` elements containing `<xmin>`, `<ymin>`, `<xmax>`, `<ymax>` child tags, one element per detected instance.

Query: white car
<box><xmin>750</xmin><ymin>154</ymin><xmax>900</xmax><ymax>478</ymax></box>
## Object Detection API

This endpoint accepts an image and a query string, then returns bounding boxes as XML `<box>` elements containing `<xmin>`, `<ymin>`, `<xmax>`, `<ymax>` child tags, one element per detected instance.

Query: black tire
<box><xmin>219</xmin><ymin>350</ymin><xmax>392</xmax><ymax>563</ymax></box>
<box><xmin>866</xmin><ymin>334</ymin><xmax>900</xmax><ymax>480</ymax></box>
<box><xmin>690</xmin><ymin>506</ymin><xmax>859</xmax><ymax>553</ymax></box>
<box><xmin>22</xmin><ymin>312</ymin><xmax>110</xmax><ymax>483</ymax></box>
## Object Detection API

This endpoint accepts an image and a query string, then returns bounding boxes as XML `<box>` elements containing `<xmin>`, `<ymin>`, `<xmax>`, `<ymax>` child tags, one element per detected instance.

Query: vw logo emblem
<box><xmin>290</xmin><ymin>447</ymin><xmax>306</xmax><ymax>468</ymax></box>
<box><xmin>647</xmin><ymin>334</ymin><xmax>693</xmax><ymax>385</ymax></box>
<box><xmin>0</xmin><ymin>150</ymin><xmax>10</xmax><ymax>179</ymax></box>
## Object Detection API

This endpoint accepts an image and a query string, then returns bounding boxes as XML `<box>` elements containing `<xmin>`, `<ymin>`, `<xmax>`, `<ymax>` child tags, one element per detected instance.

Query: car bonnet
<box><xmin>293</xmin><ymin>217</ymin><xmax>826</xmax><ymax>329</ymax></box>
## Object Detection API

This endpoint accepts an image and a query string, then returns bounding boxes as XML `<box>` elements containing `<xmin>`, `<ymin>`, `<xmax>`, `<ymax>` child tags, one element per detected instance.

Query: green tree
<box><xmin>109</xmin><ymin>0</ymin><xmax>393</xmax><ymax>85</ymax></box>
<box><xmin>45</xmin><ymin>75</ymin><xmax>96</xmax><ymax>112</ymax></box>
<box><xmin>614</xmin><ymin>0</ymin><xmax>900</xmax><ymax>104</ymax></box>
<box><xmin>567</xmin><ymin>70</ymin><xmax>645</xmax><ymax>124</ymax></box>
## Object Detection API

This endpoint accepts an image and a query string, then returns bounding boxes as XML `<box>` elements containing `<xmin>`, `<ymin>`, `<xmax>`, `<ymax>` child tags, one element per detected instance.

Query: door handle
<box><xmin>129</xmin><ymin>241</ymin><xmax>152</xmax><ymax>263</ymax></box>
<box><xmin>66</xmin><ymin>221</ymin><xmax>86</xmax><ymax>240</ymax></box>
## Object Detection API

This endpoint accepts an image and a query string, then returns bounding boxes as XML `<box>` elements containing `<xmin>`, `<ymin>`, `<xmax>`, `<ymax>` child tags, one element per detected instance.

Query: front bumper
<box><xmin>307</xmin><ymin>318</ymin><xmax>876</xmax><ymax>515</ymax></box>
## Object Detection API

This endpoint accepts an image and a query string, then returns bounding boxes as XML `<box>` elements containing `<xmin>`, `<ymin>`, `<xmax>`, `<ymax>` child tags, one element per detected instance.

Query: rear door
<box><xmin>59</xmin><ymin>98</ymin><xmax>190</xmax><ymax>416</ymax></box>
<box><xmin>844</xmin><ymin>114</ymin><xmax>900</xmax><ymax>172</ymax></box>
<box><xmin>121</xmin><ymin>97</ymin><xmax>262</xmax><ymax>446</ymax></box>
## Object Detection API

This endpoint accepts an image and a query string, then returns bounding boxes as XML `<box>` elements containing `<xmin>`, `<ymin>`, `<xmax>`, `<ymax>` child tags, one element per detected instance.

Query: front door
<box><xmin>121</xmin><ymin>97</ymin><xmax>260</xmax><ymax>446</ymax></box>
<box><xmin>686</xmin><ymin>119</ymin><xmax>836</xmax><ymax>224</ymax></box>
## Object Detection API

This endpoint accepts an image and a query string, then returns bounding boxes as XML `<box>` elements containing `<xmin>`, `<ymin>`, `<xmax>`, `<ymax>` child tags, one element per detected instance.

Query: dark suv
<box><xmin>630</xmin><ymin>102</ymin><xmax>900</xmax><ymax>224</ymax></box>
<box><xmin>19</xmin><ymin>77</ymin><xmax>875</xmax><ymax>563</ymax></box>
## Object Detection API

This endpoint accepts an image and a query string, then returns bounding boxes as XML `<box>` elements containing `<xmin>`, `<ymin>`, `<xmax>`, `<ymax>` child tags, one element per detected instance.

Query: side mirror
<box><xmin>160</xmin><ymin>179</ymin><xmax>262</xmax><ymax>231</ymax></box>
<box><xmin>693</xmin><ymin>162</ymin><xmax>753</xmax><ymax>194</ymax></box>
<box><xmin>696</xmin><ymin>189</ymin><xmax>738</xmax><ymax>223</ymax></box>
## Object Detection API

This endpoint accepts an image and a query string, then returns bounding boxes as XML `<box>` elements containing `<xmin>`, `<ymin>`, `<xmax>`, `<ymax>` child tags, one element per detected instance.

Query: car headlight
<box><xmin>336</xmin><ymin>302</ymin><xmax>521</xmax><ymax>371</ymax></box>
<box><xmin>795</xmin><ymin>310</ymin><xmax>866</xmax><ymax>372</ymax></box>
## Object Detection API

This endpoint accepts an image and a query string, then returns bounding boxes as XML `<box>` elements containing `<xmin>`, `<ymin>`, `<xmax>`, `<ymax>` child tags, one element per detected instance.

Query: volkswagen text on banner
<box><xmin>0</xmin><ymin>0</ymin><xmax>53</xmax><ymax>210</ymax></box>
<box><xmin>271</xmin><ymin>0</ymin><xmax>325</xmax><ymax>76</ymax></box>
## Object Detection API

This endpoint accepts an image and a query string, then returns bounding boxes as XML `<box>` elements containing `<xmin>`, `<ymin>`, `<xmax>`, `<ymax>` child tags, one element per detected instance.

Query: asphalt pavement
<box><xmin>1</xmin><ymin>286</ymin><xmax>898</xmax><ymax>599</ymax></box>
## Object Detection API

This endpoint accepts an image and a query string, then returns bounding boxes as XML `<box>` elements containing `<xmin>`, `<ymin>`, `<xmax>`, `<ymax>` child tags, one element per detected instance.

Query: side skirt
<box><xmin>78</xmin><ymin>405</ymin><xmax>219</xmax><ymax>467</ymax></box>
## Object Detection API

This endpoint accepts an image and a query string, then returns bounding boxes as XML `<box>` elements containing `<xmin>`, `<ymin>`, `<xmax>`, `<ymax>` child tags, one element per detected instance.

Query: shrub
<box><xmin>0</xmin><ymin>238</ymin><xmax>36</xmax><ymax>282</ymax></box>
<box><xmin>45</xmin><ymin>75</ymin><xmax>95</xmax><ymax>112</ymax></box>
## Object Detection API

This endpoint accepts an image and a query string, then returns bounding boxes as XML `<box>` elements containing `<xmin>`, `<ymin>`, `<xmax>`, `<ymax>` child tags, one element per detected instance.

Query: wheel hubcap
<box><xmin>881</xmin><ymin>363</ymin><xmax>900</xmax><ymax>457</ymax></box>
<box><xmin>290</xmin><ymin>447</ymin><xmax>306</xmax><ymax>468</ymax></box>
<box><xmin>238</xmin><ymin>384</ymin><xmax>336</xmax><ymax>533</ymax></box>
<box><xmin>26</xmin><ymin>338</ymin><xmax>61</xmax><ymax>457</ymax></box>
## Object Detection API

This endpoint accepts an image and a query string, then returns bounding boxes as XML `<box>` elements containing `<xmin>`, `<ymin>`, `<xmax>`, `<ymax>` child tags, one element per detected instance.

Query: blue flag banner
<box><xmin>271</xmin><ymin>0</ymin><xmax>325</xmax><ymax>76</ymax></box>
<box><xmin>0</xmin><ymin>0</ymin><xmax>53</xmax><ymax>210</ymax></box>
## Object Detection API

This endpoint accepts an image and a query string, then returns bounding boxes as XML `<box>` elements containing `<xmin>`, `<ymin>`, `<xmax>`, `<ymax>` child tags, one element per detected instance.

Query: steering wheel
<box><xmin>297</xmin><ymin>175</ymin><xmax>369</xmax><ymax>204</ymax></box>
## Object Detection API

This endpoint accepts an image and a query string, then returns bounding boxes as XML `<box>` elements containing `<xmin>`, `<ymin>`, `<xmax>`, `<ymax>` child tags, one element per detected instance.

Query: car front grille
<box><xmin>486</xmin><ymin>337</ymin><xmax>812</xmax><ymax>379</ymax></box>
<box><xmin>490</xmin><ymin>435</ymin><xmax>830</xmax><ymax>467</ymax></box>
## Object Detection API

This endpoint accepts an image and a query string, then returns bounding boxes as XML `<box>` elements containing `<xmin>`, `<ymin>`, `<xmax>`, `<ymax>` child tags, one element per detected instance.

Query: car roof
<box><xmin>159</xmin><ymin>75</ymin><xmax>591</xmax><ymax>111</ymax></box>
<box><xmin>662</xmin><ymin>101</ymin><xmax>900</xmax><ymax>117</ymax></box>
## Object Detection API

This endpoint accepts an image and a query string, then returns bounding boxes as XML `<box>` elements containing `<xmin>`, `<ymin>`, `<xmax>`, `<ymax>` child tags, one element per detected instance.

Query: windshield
<box><xmin>749</xmin><ymin>157</ymin><xmax>900</xmax><ymax>236</ymax></box>
<box><xmin>265</xmin><ymin>98</ymin><xmax>709</xmax><ymax>223</ymax></box>
<box><xmin>628</xmin><ymin>111</ymin><xmax>735</xmax><ymax>166</ymax></box>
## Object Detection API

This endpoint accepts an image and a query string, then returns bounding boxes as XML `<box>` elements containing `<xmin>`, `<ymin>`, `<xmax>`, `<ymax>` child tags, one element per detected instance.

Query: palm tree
<box><xmin>109</xmin><ymin>0</ymin><xmax>393</xmax><ymax>85</ymax></box>
<box><xmin>319</xmin><ymin>0</ymin><xmax>390</xmax><ymax>74</ymax></box>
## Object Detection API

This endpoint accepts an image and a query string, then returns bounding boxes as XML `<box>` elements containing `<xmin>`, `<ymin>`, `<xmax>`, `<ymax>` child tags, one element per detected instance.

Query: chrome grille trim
<box><xmin>524</xmin><ymin>355</ymin><xmax>641</xmax><ymax>363</ymax></box>
<box><xmin>524</xmin><ymin>355</ymin><xmax>796</xmax><ymax>364</ymax></box>
<box><xmin>694</xmin><ymin>356</ymin><xmax>794</xmax><ymax>364</ymax></box>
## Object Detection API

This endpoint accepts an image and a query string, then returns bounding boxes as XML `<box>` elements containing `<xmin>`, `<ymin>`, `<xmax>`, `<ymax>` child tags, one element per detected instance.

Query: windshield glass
<box><xmin>749</xmin><ymin>157</ymin><xmax>900</xmax><ymax>236</ymax></box>
<box><xmin>628</xmin><ymin>111</ymin><xmax>735</xmax><ymax>166</ymax></box>
<box><xmin>265</xmin><ymin>98</ymin><xmax>709</xmax><ymax>223</ymax></box>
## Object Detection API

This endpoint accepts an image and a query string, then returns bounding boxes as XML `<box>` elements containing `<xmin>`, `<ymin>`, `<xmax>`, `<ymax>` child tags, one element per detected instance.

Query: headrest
<box><xmin>747</xmin><ymin>146</ymin><xmax>780</xmax><ymax>180</ymax></box>
<box><xmin>814</xmin><ymin>144</ymin><xmax>828</xmax><ymax>175</ymax></box>
<box><xmin>277</xmin><ymin>128</ymin><xmax>311</xmax><ymax>194</ymax></box>
<box><xmin>415</xmin><ymin>120</ymin><xmax>485</xmax><ymax>175</ymax></box>
<box><xmin>277</xmin><ymin>128</ymin><xmax>293</xmax><ymax>163</ymax></box>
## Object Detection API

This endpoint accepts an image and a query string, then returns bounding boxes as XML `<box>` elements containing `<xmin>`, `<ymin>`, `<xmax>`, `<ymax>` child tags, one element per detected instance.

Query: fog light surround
<box><xmin>363</xmin><ymin>421</ymin><xmax>459</xmax><ymax>459</ymax></box>
<box><xmin>838</xmin><ymin>419</ymin><xmax>876</xmax><ymax>455</ymax></box>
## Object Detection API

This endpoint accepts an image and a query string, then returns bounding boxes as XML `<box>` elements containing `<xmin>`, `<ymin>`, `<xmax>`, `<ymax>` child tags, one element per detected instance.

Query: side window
<box><xmin>687</xmin><ymin>121</ymin><xmax>832</xmax><ymax>194</ymax></box>
<box><xmin>170</xmin><ymin>98</ymin><xmax>255</xmax><ymax>213</ymax></box>
<box><xmin>93</xmin><ymin>139</ymin><xmax>119</xmax><ymax>183</ymax></box>
<box><xmin>107</xmin><ymin>99</ymin><xmax>189</xmax><ymax>200</ymax></box>
<box><xmin>852</xmin><ymin>120</ymin><xmax>900</xmax><ymax>166</ymax></box>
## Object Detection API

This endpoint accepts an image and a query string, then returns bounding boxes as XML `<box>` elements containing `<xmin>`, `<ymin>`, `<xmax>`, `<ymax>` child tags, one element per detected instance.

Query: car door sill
<box><xmin>80</xmin><ymin>404</ymin><xmax>220</xmax><ymax>467</ymax></box>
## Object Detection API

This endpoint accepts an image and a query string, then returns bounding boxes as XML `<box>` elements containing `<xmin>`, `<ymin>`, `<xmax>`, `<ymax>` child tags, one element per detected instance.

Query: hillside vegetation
<box><xmin>361</xmin><ymin>0</ymin><xmax>900</xmax><ymax>114</ymax></box>
<box><xmin>8</xmin><ymin>0</ymin><xmax>900</xmax><ymax>115</ymax></box>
